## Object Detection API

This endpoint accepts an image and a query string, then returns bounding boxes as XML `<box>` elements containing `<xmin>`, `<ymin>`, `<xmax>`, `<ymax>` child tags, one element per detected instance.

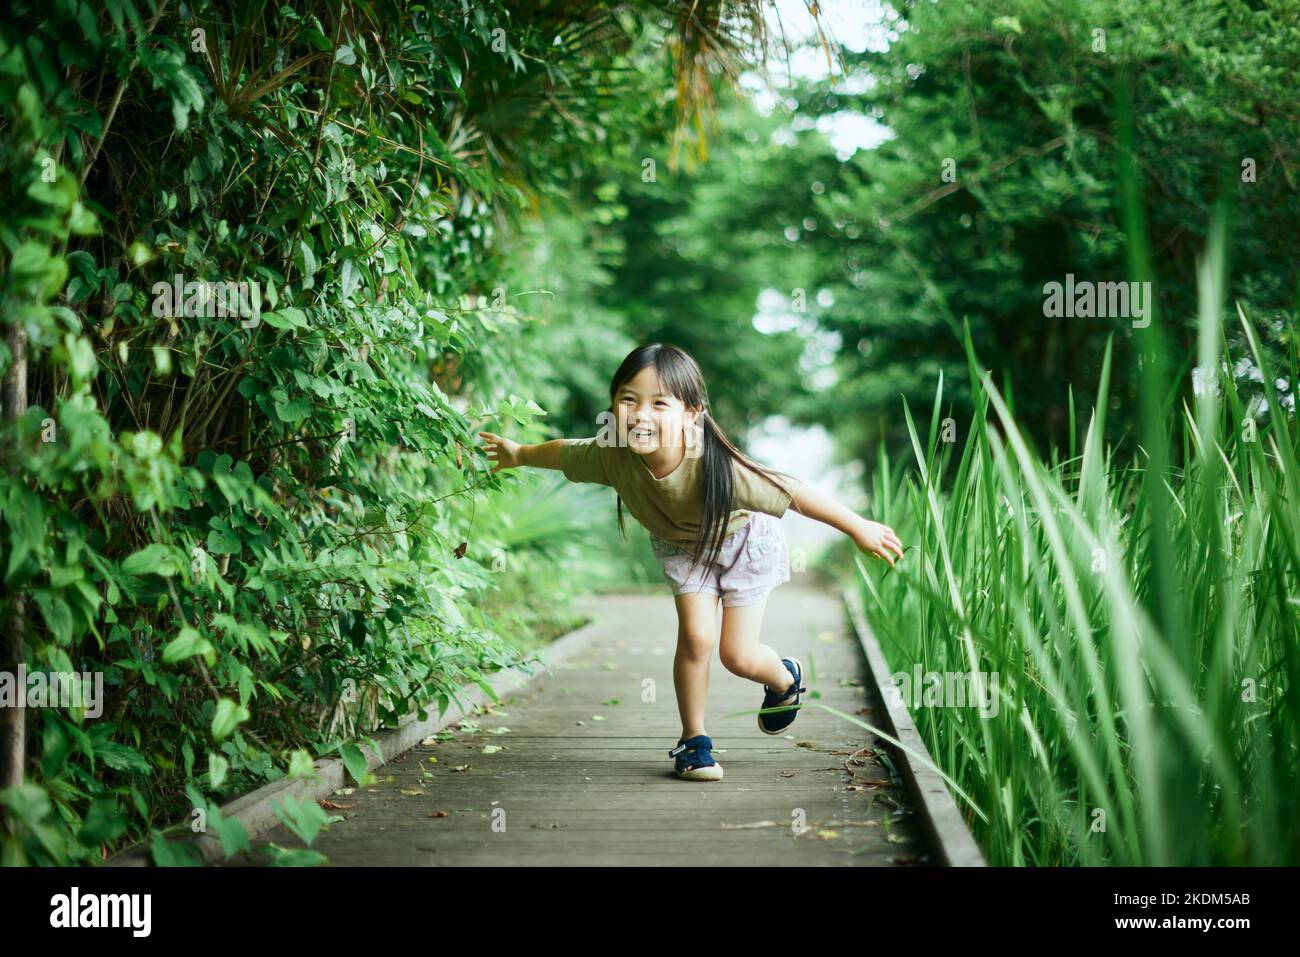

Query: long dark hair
<box><xmin>606</xmin><ymin>343</ymin><xmax>794</xmax><ymax>578</ymax></box>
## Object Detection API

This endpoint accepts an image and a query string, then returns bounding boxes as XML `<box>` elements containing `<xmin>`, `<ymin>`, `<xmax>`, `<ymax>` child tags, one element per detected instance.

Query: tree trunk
<box><xmin>2</xmin><ymin>321</ymin><xmax>27</xmax><ymax>788</ymax></box>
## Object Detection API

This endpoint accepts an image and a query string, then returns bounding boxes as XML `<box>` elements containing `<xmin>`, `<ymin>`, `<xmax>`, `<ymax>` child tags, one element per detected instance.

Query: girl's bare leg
<box><xmin>717</xmin><ymin>594</ymin><xmax>791</xmax><ymax>689</ymax></box>
<box><xmin>672</xmin><ymin>591</ymin><xmax>720</xmax><ymax>740</ymax></box>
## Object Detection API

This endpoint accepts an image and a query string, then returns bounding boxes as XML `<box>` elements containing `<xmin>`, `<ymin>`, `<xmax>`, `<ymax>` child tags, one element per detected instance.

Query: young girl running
<box><xmin>477</xmin><ymin>343</ymin><xmax>903</xmax><ymax>781</ymax></box>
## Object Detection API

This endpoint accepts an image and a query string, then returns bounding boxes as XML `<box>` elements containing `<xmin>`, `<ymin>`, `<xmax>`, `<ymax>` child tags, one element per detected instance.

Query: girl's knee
<box><xmin>718</xmin><ymin>647</ymin><xmax>753</xmax><ymax>676</ymax></box>
<box><xmin>677</xmin><ymin>629</ymin><xmax>715</xmax><ymax>659</ymax></box>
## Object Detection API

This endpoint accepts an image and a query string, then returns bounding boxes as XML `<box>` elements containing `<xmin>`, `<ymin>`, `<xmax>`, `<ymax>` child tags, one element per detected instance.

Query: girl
<box><xmin>477</xmin><ymin>343</ymin><xmax>903</xmax><ymax>781</ymax></box>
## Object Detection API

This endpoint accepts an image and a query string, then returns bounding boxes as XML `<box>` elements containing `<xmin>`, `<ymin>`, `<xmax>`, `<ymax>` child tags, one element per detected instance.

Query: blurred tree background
<box><xmin>526</xmin><ymin>0</ymin><xmax>1299</xmax><ymax>466</ymax></box>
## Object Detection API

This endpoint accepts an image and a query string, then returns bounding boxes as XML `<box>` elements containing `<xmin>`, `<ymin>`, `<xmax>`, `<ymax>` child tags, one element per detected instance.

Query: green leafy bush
<box><xmin>0</xmin><ymin>0</ymin><xmax>697</xmax><ymax>865</ymax></box>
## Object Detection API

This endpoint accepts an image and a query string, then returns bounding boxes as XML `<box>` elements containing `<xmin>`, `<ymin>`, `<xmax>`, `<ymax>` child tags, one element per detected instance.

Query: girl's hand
<box><xmin>853</xmin><ymin>519</ymin><xmax>904</xmax><ymax>567</ymax></box>
<box><xmin>478</xmin><ymin>431</ymin><xmax>522</xmax><ymax>472</ymax></box>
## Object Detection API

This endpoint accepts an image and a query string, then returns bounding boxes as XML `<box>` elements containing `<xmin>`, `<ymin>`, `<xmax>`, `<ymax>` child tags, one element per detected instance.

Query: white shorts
<box><xmin>648</xmin><ymin>512</ymin><xmax>790</xmax><ymax>607</ymax></box>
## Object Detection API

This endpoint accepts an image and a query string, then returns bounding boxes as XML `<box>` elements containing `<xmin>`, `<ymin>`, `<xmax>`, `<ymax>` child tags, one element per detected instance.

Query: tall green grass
<box><xmin>856</xmin><ymin>215</ymin><xmax>1299</xmax><ymax>865</ymax></box>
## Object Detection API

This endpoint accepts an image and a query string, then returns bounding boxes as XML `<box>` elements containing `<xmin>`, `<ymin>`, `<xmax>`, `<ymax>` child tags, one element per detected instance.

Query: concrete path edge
<box><xmin>842</xmin><ymin>585</ymin><xmax>987</xmax><ymax>867</ymax></box>
<box><xmin>107</xmin><ymin>610</ymin><xmax>609</xmax><ymax>866</ymax></box>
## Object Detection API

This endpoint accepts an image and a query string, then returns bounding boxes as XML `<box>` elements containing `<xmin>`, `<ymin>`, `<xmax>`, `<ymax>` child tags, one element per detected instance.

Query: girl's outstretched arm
<box><xmin>786</xmin><ymin>478</ymin><xmax>905</xmax><ymax>566</ymax></box>
<box><xmin>478</xmin><ymin>432</ymin><xmax>564</xmax><ymax>472</ymax></box>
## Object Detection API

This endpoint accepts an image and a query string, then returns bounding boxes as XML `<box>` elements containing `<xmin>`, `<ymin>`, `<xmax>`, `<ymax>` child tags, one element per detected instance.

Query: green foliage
<box><xmin>848</xmin><ymin>0</ymin><xmax>1299</xmax><ymax>453</ymax></box>
<box><xmin>631</xmin><ymin>0</ymin><xmax>1300</xmax><ymax>464</ymax></box>
<box><xmin>0</xmin><ymin>0</ymin><xmax>714</xmax><ymax>865</ymax></box>
<box><xmin>857</xmin><ymin>239</ymin><xmax>1299</xmax><ymax>863</ymax></box>
<box><xmin>272</xmin><ymin>793</ymin><xmax>340</xmax><ymax>847</ymax></box>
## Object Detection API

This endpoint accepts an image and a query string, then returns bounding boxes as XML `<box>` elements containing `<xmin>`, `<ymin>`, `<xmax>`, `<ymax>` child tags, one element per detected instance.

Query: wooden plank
<box><xmin>225</xmin><ymin>586</ymin><xmax>931</xmax><ymax>866</ymax></box>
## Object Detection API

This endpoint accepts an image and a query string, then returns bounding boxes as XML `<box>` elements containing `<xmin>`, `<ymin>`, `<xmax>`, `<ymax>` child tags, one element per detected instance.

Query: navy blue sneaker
<box><xmin>758</xmin><ymin>657</ymin><xmax>806</xmax><ymax>735</ymax></box>
<box><xmin>668</xmin><ymin>734</ymin><xmax>724</xmax><ymax>781</ymax></box>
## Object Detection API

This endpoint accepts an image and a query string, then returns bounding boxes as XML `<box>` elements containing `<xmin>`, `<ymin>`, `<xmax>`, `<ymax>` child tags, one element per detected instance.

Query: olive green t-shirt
<box><xmin>560</xmin><ymin>436</ymin><xmax>795</xmax><ymax>550</ymax></box>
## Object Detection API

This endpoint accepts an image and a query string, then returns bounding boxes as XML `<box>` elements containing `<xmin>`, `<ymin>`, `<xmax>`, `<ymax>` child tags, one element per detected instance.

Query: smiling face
<box><xmin>614</xmin><ymin>364</ymin><xmax>698</xmax><ymax>455</ymax></box>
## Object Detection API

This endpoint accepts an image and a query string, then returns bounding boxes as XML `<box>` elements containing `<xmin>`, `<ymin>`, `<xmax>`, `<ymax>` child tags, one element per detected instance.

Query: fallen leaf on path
<box><xmin>318</xmin><ymin>799</ymin><xmax>354</xmax><ymax>810</ymax></box>
<box><xmin>333</xmin><ymin>787</ymin><xmax>356</xmax><ymax>796</ymax></box>
<box><xmin>429</xmin><ymin>810</ymin><xmax>449</xmax><ymax>818</ymax></box>
<box><xmin>450</xmin><ymin>764</ymin><xmax>472</xmax><ymax>772</ymax></box>
<box><xmin>399</xmin><ymin>788</ymin><xmax>424</xmax><ymax>796</ymax></box>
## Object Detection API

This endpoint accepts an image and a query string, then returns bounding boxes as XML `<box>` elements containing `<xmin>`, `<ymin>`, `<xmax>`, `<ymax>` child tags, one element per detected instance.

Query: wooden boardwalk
<box><xmin>231</xmin><ymin>584</ymin><xmax>928</xmax><ymax>865</ymax></box>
